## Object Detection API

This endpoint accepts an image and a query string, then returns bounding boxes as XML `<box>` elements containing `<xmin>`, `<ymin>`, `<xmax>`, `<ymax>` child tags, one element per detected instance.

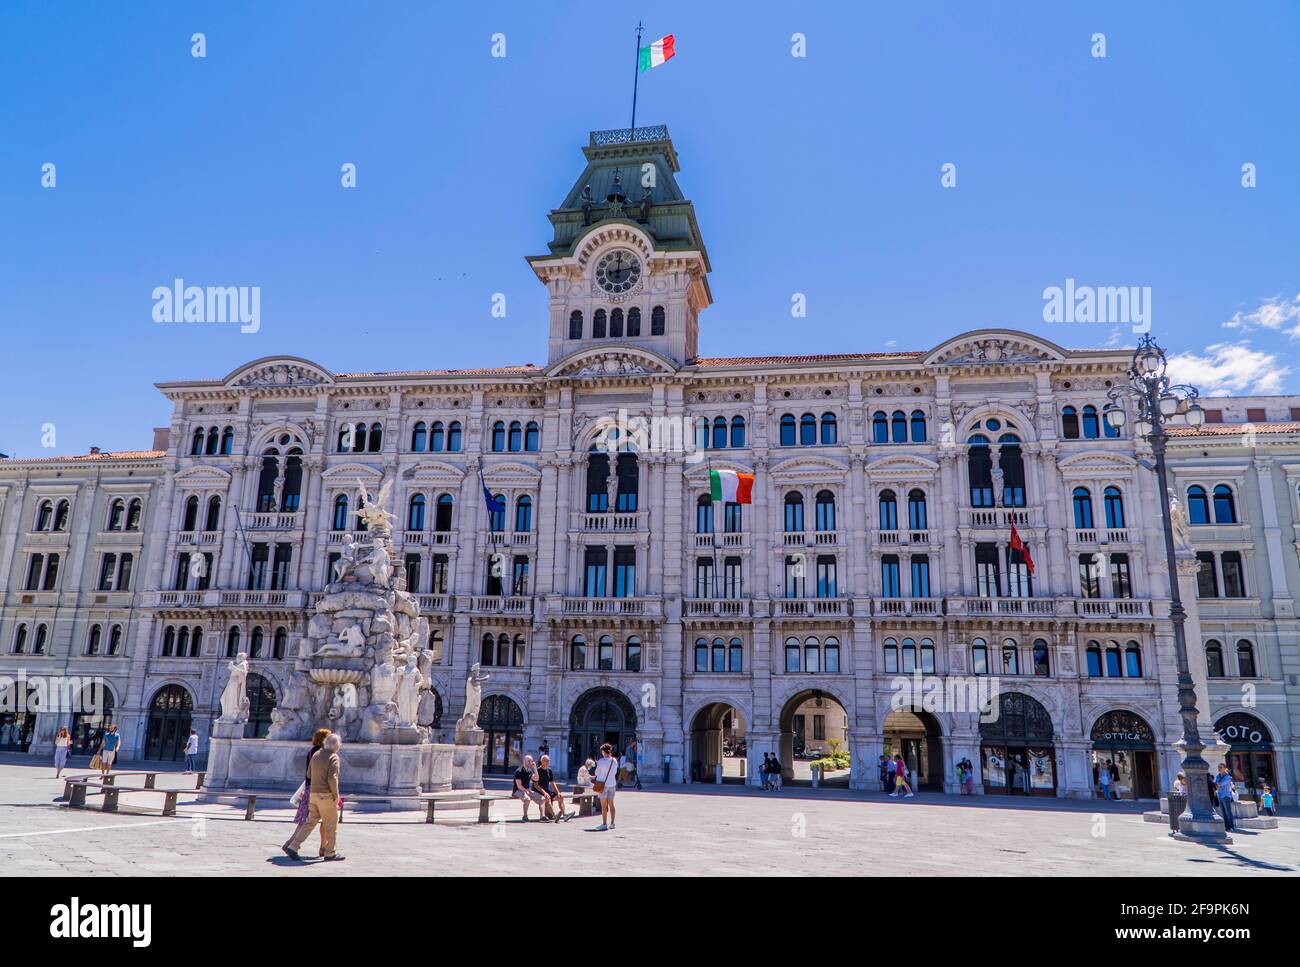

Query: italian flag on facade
<box><xmin>639</xmin><ymin>34</ymin><xmax>676</xmax><ymax>72</ymax></box>
<box><xmin>709</xmin><ymin>468</ymin><xmax>754</xmax><ymax>505</ymax></box>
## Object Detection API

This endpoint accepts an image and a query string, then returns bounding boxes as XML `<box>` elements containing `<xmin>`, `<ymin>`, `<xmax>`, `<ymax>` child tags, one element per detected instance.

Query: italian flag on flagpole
<box><xmin>709</xmin><ymin>468</ymin><xmax>754</xmax><ymax>505</ymax></box>
<box><xmin>639</xmin><ymin>34</ymin><xmax>675</xmax><ymax>72</ymax></box>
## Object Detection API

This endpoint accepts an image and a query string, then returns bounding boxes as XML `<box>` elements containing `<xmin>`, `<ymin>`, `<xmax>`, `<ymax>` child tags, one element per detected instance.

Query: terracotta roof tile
<box><xmin>1167</xmin><ymin>422</ymin><xmax>1300</xmax><ymax>437</ymax></box>
<box><xmin>1</xmin><ymin>449</ymin><xmax>165</xmax><ymax>465</ymax></box>
<box><xmin>693</xmin><ymin>352</ymin><xmax>924</xmax><ymax>367</ymax></box>
<box><xmin>335</xmin><ymin>364</ymin><xmax>541</xmax><ymax>378</ymax></box>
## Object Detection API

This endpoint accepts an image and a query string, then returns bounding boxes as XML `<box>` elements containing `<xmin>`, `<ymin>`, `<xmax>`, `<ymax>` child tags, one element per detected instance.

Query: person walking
<box><xmin>283</xmin><ymin>729</ymin><xmax>330</xmax><ymax>853</ymax></box>
<box><xmin>1172</xmin><ymin>771</ymin><xmax>1187</xmax><ymax>795</ymax></box>
<box><xmin>592</xmin><ymin>742</ymin><xmax>619</xmax><ymax>831</ymax></box>
<box><xmin>53</xmin><ymin>726</ymin><xmax>71</xmax><ymax>778</ymax></box>
<box><xmin>513</xmin><ymin>754</ymin><xmax>547</xmax><ymax>821</ymax></box>
<box><xmin>1214</xmin><ymin>763</ymin><xmax>1236</xmax><ymax>832</ymax></box>
<box><xmin>535</xmin><ymin>754</ymin><xmax>570</xmax><ymax>822</ymax></box>
<box><xmin>184</xmin><ymin>730</ymin><xmax>199</xmax><ymax>773</ymax></box>
<box><xmin>97</xmin><ymin>725</ymin><xmax>121</xmax><ymax>775</ymax></box>
<box><xmin>1098</xmin><ymin>760</ymin><xmax>1116</xmax><ymax>800</ymax></box>
<box><xmin>891</xmin><ymin>754</ymin><xmax>914</xmax><ymax>798</ymax></box>
<box><xmin>769</xmin><ymin>754</ymin><xmax>783</xmax><ymax>791</ymax></box>
<box><xmin>283</xmin><ymin>732</ymin><xmax>345</xmax><ymax>861</ymax></box>
<box><xmin>626</xmin><ymin>739</ymin><xmax>642</xmax><ymax>789</ymax></box>
<box><xmin>760</xmin><ymin>752</ymin><xmax>772</xmax><ymax>790</ymax></box>
<box><xmin>1260</xmin><ymin>784</ymin><xmax>1275</xmax><ymax>817</ymax></box>
<box><xmin>963</xmin><ymin>758</ymin><xmax>977</xmax><ymax>795</ymax></box>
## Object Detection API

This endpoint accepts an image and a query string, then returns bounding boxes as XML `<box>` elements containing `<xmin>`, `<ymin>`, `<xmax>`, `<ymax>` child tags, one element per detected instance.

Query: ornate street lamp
<box><xmin>1105</xmin><ymin>335</ymin><xmax>1227</xmax><ymax>843</ymax></box>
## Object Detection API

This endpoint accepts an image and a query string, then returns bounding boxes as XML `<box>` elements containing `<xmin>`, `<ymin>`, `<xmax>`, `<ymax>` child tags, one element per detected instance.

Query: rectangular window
<box><xmin>695</xmin><ymin>557</ymin><xmax>714</xmax><ymax>598</ymax></box>
<box><xmin>975</xmin><ymin>543</ymin><xmax>1001</xmax><ymax>598</ymax></box>
<box><xmin>784</xmin><ymin>556</ymin><xmax>805</xmax><ymax>598</ymax></box>
<box><xmin>191</xmin><ymin>553</ymin><xmax>209</xmax><ymax>591</ymax></box>
<box><xmin>1109</xmin><ymin>553</ymin><xmax>1132</xmax><ymax>598</ymax></box>
<box><xmin>270</xmin><ymin>543</ymin><xmax>292</xmax><ymax>591</ymax></box>
<box><xmin>247</xmin><ymin>544</ymin><xmax>269</xmax><ymax>590</ymax></box>
<box><xmin>584</xmin><ymin>547</ymin><xmax>607</xmax><ymax>597</ymax></box>
<box><xmin>484</xmin><ymin>556</ymin><xmax>503</xmax><ymax>596</ymax></box>
<box><xmin>174</xmin><ymin>553</ymin><xmax>190</xmax><ymax>592</ymax></box>
<box><xmin>1203</xmin><ymin>409</ymin><xmax>1223</xmax><ymax>423</ymax></box>
<box><xmin>404</xmin><ymin>554</ymin><xmax>422</xmax><ymax>594</ymax></box>
<box><xmin>1221</xmin><ymin>551</ymin><xmax>1246</xmax><ymax>598</ymax></box>
<box><xmin>25</xmin><ymin>555</ymin><xmax>43</xmax><ymax>591</ymax></box>
<box><xmin>1196</xmin><ymin>551</ymin><xmax>1219</xmax><ymax>598</ymax></box>
<box><xmin>613</xmin><ymin>546</ymin><xmax>636</xmax><ymax>597</ymax></box>
<box><xmin>816</xmin><ymin>555</ymin><xmax>837</xmax><ymax>599</ymax></box>
<box><xmin>118</xmin><ymin>553</ymin><xmax>135</xmax><ymax>591</ymax></box>
<box><xmin>99</xmin><ymin>554</ymin><xmax>117</xmax><ymax>591</ymax></box>
<box><xmin>1006</xmin><ymin>547</ymin><xmax>1032</xmax><ymax>597</ymax></box>
<box><xmin>881</xmin><ymin>555</ymin><xmax>901</xmax><ymax>597</ymax></box>
<box><xmin>511</xmin><ymin>555</ymin><xmax>529</xmax><ymax>596</ymax></box>
<box><xmin>813</xmin><ymin>715</ymin><xmax>826</xmax><ymax>741</ymax></box>
<box><xmin>1246</xmin><ymin>408</ymin><xmax>1266</xmax><ymax>423</ymax></box>
<box><xmin>431</xmin><ymin>554</ymin><xmax>449</xmax><ymax>594</ymax></box>
<box><xmin>1079</xmin><ymin>553</ymin><xmax>1101</xmax><ymax>598</ymax></box>
<box><xmin>910</xmin><ymin>555</ymin><xmax>931</xmax><ymax>598</ymax></box>
<box><xmin>723</xmin><ymin>556</ymin><xmax>743</xmax><ymax>599</ymax></box>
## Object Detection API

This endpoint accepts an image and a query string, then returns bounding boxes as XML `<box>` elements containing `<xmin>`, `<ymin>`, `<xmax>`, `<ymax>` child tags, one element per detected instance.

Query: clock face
<box><xmin>595</xmin><ymin>249</ymin><xmax>642</xmax><ymax>294</ymax></box>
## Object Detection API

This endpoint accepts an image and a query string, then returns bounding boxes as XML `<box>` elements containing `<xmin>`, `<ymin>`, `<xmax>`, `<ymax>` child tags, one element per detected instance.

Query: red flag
<box><xmin>1010</xmin><ymin>524</ymin><xmax>1035</xmax><ymax>576</ymax></box>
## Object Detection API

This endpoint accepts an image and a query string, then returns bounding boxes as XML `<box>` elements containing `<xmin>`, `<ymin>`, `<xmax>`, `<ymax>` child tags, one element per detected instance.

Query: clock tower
<box><xmin>528</xmin><ymin>125</ymin><xmax>712</xmax><ymax>368</ymax></box>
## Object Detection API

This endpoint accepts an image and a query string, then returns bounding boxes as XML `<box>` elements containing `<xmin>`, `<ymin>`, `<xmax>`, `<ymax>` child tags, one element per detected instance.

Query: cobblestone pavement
<box><xmin>1</xmin><ymin>758</ymin><xmax>1295</xmax><ymax>876</ymax></box>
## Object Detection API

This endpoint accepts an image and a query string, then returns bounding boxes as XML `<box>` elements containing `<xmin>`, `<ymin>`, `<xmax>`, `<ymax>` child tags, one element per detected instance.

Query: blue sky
<box><xmin>2</xmin><ymin>1</ymin><xmax>1298</xmax><ymax>456</ymax></box>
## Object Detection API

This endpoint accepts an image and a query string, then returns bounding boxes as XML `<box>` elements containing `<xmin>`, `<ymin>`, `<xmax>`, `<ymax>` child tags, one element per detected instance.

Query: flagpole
<box><xmin>630</xmin><ymin>21</ymin><xmax>644</xmax><ymax>135</ymax></box>
<box><xmin>707</xmin><ymin>459</ymin><xmax>721</xmax><ymax>601</ymax></box>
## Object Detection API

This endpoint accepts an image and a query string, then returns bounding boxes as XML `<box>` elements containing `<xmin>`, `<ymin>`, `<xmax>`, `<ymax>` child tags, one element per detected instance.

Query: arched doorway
<box><xmin>980</xmin><ymin>692</ymin><xmax>1056</xmax><ymax>796</ymax></box>
<box><xmin>0</xmin><ymin>681</ymin><xmax>38</xmax><ymax>752</ymax></box>
<box><xmin>1090</xmin><ymin>710</ymin><xmax>1158</xmax><ymax>800</ymax></box>
<box><xmin>479</xmin><ymin>694</ymin><xmax>524</xmax><ymax>775</ymax></box>
<box><xmin>883</xmin><ymin>707</ymin><xmax>944</xmax><ymax>791</ymax></box>
<box><xmin>144</xmin><ymin>685</ymin><xmax>194</xmax><ymax>760</ymax></box>
<box><xmin>568</xmin><ymin>688</ymin><xmax>637</xmax><ymax>778</ymax></box>
<box><xmin>70</xmin><ymin>683</ymin><xmax>115</xmax><ymax>755</ymax></box>
<box><xmin>1215</xmin><ymin>713</ymin><xmax>1277</xmax><ymax>802</ymax></box>
<box><xmin>243</xmin><ymin>674</ymin><xmax>278</xmax><ymax>739</ymax></box>
<box><xmin>689</xmin><ymin>702</ymin><xmax>747</xmax><ymax>783</ymax></box>
<box><xmin>778</xmin><ymin>689</ymin><xmax>850</xmax><ymax>786</ymax></box>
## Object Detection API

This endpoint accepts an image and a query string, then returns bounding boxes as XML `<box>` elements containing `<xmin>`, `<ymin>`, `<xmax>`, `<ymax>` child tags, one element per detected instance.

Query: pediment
<box><xmin>222</xmin><ymin>356</ymin><xmax>334</xmax><ymax>389</ymax></box>
<box><xmin>925</xmin><ymin>330</ymin><xmax>1067</xmax><ymax>367</ymax></box>
<box><xmin>547</xmin><ymin>346</ymin><xmax>677</xmax><ymax>380</ymax></box>
<box><xmin>482</xmin><ymin>461</ymin><xmax>542</xmax><ymax>486</ymax></box>
<box><xmin>321</xmin><ymin>462</ymin><xmax>385</xmax><ymax>483</ymax></box>
<box><xmin>865</xmin><ymin>454</ymin><xmax>940</xmax><ymax>479</ymax></box>
<box><xmin>405</xmin><ymin>461</ymin><xmax>466</xmax><ymax>485</ymax></box>
<box><xmin>1056</xmin><ymin>451</ymin><xmax>1138</xmax><ymax>477</ymax></box>
<box><xmin>769</xmin><ymin>455</ymin><xmax>849</xmax><ymax>481</ymax></box>
<box><xmin>683</xmin><ymin>458</ymin><xmax>753</xmax><ymax>480</ymax></box>
<box><xmin>174</xmin><ymin>466</ymin><xmax>232</xmax><ymax>484</ymax></box>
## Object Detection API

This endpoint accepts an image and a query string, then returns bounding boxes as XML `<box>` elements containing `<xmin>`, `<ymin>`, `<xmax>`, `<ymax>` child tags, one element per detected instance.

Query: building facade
<box><xmin>2</xmin><ymin>126</ymin><xmax>1297</xmax><ymax>800</ymax></box>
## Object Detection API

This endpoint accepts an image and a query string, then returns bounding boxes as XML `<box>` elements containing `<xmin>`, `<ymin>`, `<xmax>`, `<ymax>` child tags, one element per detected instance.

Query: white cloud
<box><xmin>1166</xmin><ymin>342</ymin><xmax>1290</xmax><ymax>396</ymax></box>
<box><xmin>1223</xmin><ymin>293</ymin><xmax>1300</xmax><ymax>337</ymax></box>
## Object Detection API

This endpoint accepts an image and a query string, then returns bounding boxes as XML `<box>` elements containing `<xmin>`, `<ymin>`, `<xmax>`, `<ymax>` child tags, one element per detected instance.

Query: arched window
<box><xmin>107</xmin><ymin>625</ymin><xmax>122</xmax><ymax>656</ymax></box>
<box><xmin>161</xmin><ymin>625</ymin><xmax>175</xmax><ymax>657</ymax></box>
<box><xmin>249</xmin><ymin>626</ymin><xmax>264</xmax><ymax>659</ymax></box>
<box><xmin>626</xmin><ymin>635</ymin><xmax>642</xmax><ymax>671</ymax></box>
<box><xmin>891</xmin><ymin>410</ymin><xmax>907</xmax><ymax>443</ymax></box>
<box><xmin>729</xmin><ymin>637</ymin><xmax>744</xmax><ymax>672</ymax></box>
<box><xmin>332</xmin><ymin>494</ymin><xmax>349</xmax><ymax>531</ymax></box>
<box><xmin>697</xmin><ymin>637</ymin><xmax>711</xmax><ymax>673</ymax></box>
<box><xmin>872</xmin><ymin>411</ymin><xmax>889</xmax><ymax>443</ymax></box>
<box><xmin>568</xmin><ymin>310</ymin><xmax>583</xmax><ymax>340</ymax></box>
<box><xmin>508</xmin><ymin>421</ymin><xmax>523</xmax><ymax>452</ymax></box>
<box><xmin>730</xmin><ymin>416</ymin><xmax>746</xmax><ymax>448</ymax></box>
<box><xmin>785</xmin><ymin>636</ymin><xmax>801</xmax><ymax>672</ymax></box>
<box><xmin>883</xmin><ymin>637</ymin><xmax>899</xmax><ymax>674</ymax></box>
<box><xmin>804</xmin><ymin>636</ymin><xmax>822</xmax><ymax>674</ymax></box>
<box><xmin>125</xmin><ymin>498</ymin><xmax>143</xmax><ymax>531</ymax></box>
<box><xmin>447</xmin><ymin>421</ymin><xmax>463</xmax><ymax>452</ymax></box>
<box><xmin>525</xmin><ymin>422</ymin><xmax>540</xmax><ymax>451</ymax></box>
<box><xmin>878</xmin><ymin>490</ymin><xmax>898</xmax><ymax>530</ymax></box>
<box><xmin>189</xmin><ymin>626</ymin><xmax>203</xmax><ymax>657</ymax></box>
<box><xmin>487</xmin><ymin>495</ymin><xmax>506</xmax><ymax>532</ymax></box>
<box><xmin>480</xmin><ymin>633</ymin><xmax>495</xmax><ymax>666</ymax></box>
<box><xmin>901</xmin><ymin>637</ymin><xmax>916</xmax><ymax>673</ymax></box>
<box><xmin>919</xmin><ymin>637</ymin><xmax>934</xmax><ymax>673</ymax></box>
<box><xmin>1032</xmin><ymin>639</ymin><xmax>1050</xmax><ymax>677</ymax></box>
<box><xmin>907</xmin><ymin>489</ymin><xmax>927</xmax><ymax>530</ymax></box>
<box><xmin>815</xmin><ymin>490</ymin><xmax>836</xmax><ymax>531</ymax></box>
<box><xmin>514</xmin><ymin>495</ymin><xmax>532</xmax><ymax>532</ymax></box>
<box><xmin>1105</xmin><ymin>641</ymin><xmax>1122</xmax><ymax>677</ymax></box>
<box><xmin>696</xmin><ymin>494</ymin><xmax>714</xmax><ymax>534</ymax></box>
<box><xmin>712</xmin><ymin>417</ymin><xmax>728</xmax><ymax>450</ymax></box>
<box><xmin>1086</xmin><ymin>640</ymin><xmax>1103</xmax><ymax>677</ymax></box>
<box><xmin>87</xmin><ymin>625</ymin><xmax>102</xmax><ymax>655</ymax></box>
<box><xmin>181</xmin><ymin>495</ymin><xmax>199</xmax><ymax>532</ymax></box>
<box><xmin>1236</xmin><ymin>639</ymin><xmax>1256</xmax><ymax>678</ymax></box>
<box><xmin>1103</xmin><ymin>486</ymin><xmax>1125</xmax><ymax>529</ymax></box>
<box><xmin>1204</xmin><ymin>640</ymin><xmax>1224</xmax><ymax>677</ymax></box>
<box><xmin>408</xmin><ymin>494</ymin><xmax>426</xmax><ymax>531</ymax></box>
<box><xmin>411</xmin><ymin>422</ymin><xmax>427</xmax><ymax>452</ymax></box>
<box><xmin>1124</xmin><ymin>641</ymin><xmax>1143</xmax><ymax>677</ymax></box>
<box><xmin>435</xmin><ymin>494</ymin><xmax>454</xmax><ymax>531</ymax></box>
<box><xmin>368</xmin><ymin>423</ymin><xmax>383</xmax><ymax>452</ymax></box>
<box><xmin>1081</xmin><ymin>405</ymin><xmax>1100</xmax><ymax>439</ymax></box>
<box><xmin>107</xmin><ymin>499</ymin><xmax>125</xmax><ymax>531</ymax></box>
<box><xmin>1001</xmin><ymin>639</ymin><xmax>1019</xmax><ymax>675</ymax></box>
<box><xmin>336</xmin><ymin>423</ymin><xmax>352</xmax><ymax>452</ymax></box>
<box><xmin>627</xmin><ymin>307</ymin><xmax>641</xmax><ymax>336</ymax></box>
<box><xmin>226</xmin><ymin>627</ymin><xmax>241</xmax><ymax>658</ymax></box>
<box><xmin>820</xmin><ymin>412</ymin><xmax>838</xmax><ymax>445</ymax></box>
<box><xmin>593</xmin><ymin>309</ymin><xmax>607</xmax><ymax>339</ymax></box>
<box><xmin>12</xmin><ymin>623</ymin><xmax>28</xmax><ymax>654</ymax></box>
<box><xmin>429</xmin><ymin>422</ymin><xmax>445</xmax><ymax>452</ymax></box>
<box><xmin>35</xmin><ymin>500</ymin><xmax>53</xmax><ymax>531</ymax></box>
<box><xmin>910</xmin><ymin>409</ymin><xmax>927</xmax><ymax>442</ymax></box>
<box><xmin>1213</xmin><ymin>485</ymin><xmax>1237</xmax><ymax>524</ymax></box>
<box><xmin>799</xmin><ymin>413</ymin><xmax>817</xmax><ymax>446</ymax></box>
<box><xmin>972</xmin><ymin>637</ymin><xmax>989</xmax><ymax>675</ymax></box>
<box><xmin>1072</xmin><ymin>487</ymin><xmax>1094</xmax><ymax>529</ymax></box>
<box><xmin>491</xmin><ymin>421</ymin><xmax>506</xmax><ymax>452</ymax></box>
<box><xmin>609</xmin><ymin>308</ymin><xmax>624</xmax><ymax>338</ymax></box>
<box><xmin>191</xmin><ymin>427</ymin><xmax>205</xmax><ymax>455</ymax></box>
<box><xmin>779</xmin><ymin>414</ymin><xmax>796</xmax><ymax>447</ymax></box>
<box><xmin>783</xmin><ymin>492</ymin><xmax>804</xmax><ymax>532</ymax></box>
<box><xmin>205</xmin><ymin>496</ymin><xmax>222</xmax><ymax>532</ymax></box>
<box><xmin>352</xmin><ymin>422</ymin><xmax>367</xmax><ymax>453</ymax></box>
<box><xmin>205</xmin><ymin>426</ymin><xmax>220</xmax><ymax>455</ymax></box>
<box><xmin>1061</xmin><ymin>406</ymin><xmax>1080</xmax><ymax>439</ymax></box>
<box><xmin>500</xmin><ymin>634</ymin><xmax>514</xmax><ymax>667</ymax></box>
<box><xmin>651</xmin><ymin>305</ymin><xmax>665</xmax><ymax>335</ymax></box>
<box><xmin>967</xmin><ymin>435</ymin><xmax>993</xmax><ymax>507</ymax></box>
<box><xmin>724</xmin><ymin>500</ymin><xmax>742</xmax><ymax>533</ymax></box>
<box><xmin>52</xmin><ymin>500</ymin><xmax>69</xmax><ymax>531</ymax></box>
<box><xmin>176</xmin><ymin>626</ymin><xmax>190</xmax><ymax>657</ymax></box>
<box><xmin>1187</xmin><ymin>486</ymin><xmax>1210</xmax><ymax>524</ymax></box>
<box><xmin>998</xmin><ymin>434</ymin><xmax>1026</xmax><ymax>507</ymax></box>
<box><xmin>693</xmin><ymin>416</ymin><xmax>709</xmax><ymax>451</ymax></box>
<box><xmin>221</xmin><ymin>426</ymin><xmax>235</xmax><ymax>454</ymax></box>
<box><xmin>268</xmin><ymin>627</ymin><xmax>284</xmax><ymax>659</ymax></box>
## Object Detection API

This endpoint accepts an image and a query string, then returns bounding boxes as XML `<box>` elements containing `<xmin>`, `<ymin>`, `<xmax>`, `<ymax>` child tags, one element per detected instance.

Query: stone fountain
<box><xmin>203</xmin><ymin>483</ymin><xmax>485</xmax><ymax>808</ymax></box>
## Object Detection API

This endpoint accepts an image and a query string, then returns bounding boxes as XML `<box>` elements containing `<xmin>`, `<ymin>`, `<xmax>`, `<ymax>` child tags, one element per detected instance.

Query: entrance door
<box><xmin>569</xmin><ymin>688</ymin><xmax>637</xmax><ymax>778</ymax></box>
<box><xmin>479</xmin><ymin>695</ymin><xmax>525</xmax><ymax>775</ymax></box>
<box><xmin>145</xmin><ymin>685</ymin><xmax>194</xmax><ymax>761</ymax></box>
<box><xmin>1133</xmin><ymin>751</ymin><xmax>1157</xmax><ymax>800</ymax></box>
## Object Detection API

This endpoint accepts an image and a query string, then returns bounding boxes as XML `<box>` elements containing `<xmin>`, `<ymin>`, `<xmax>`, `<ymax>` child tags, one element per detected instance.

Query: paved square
<box><xmin>1</xmin><ymin>760</ymin><xmax>1295</xmax><ymax>877</ymax></box>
